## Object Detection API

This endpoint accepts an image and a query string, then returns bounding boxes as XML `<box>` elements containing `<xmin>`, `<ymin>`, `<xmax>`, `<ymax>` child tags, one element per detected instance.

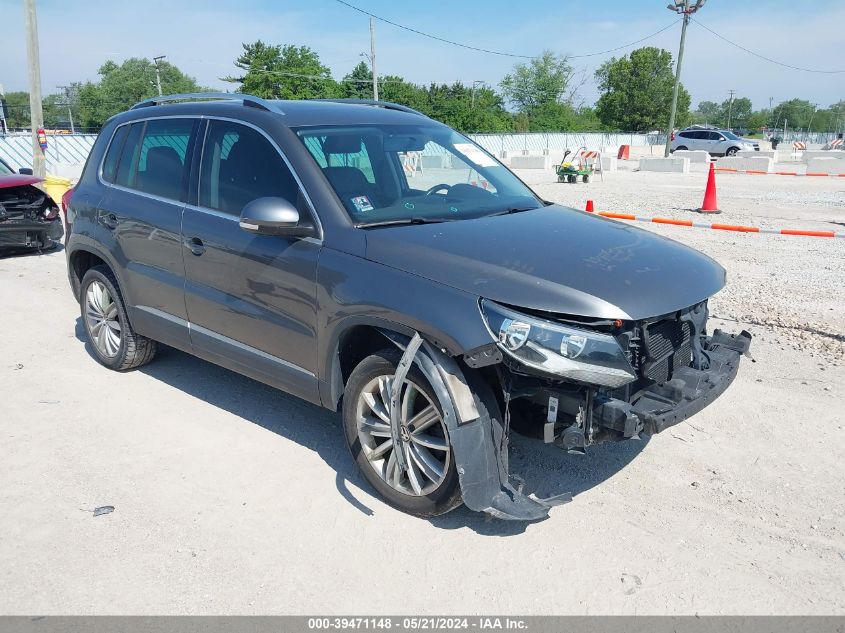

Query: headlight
<box><xmin>481</xmin><ymin>300</ymin><xmax>636</xmax><ymax>388</ymax></box>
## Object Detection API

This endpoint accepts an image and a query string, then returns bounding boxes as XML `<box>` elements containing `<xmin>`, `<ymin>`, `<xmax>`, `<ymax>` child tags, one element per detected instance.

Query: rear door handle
<box><xmin>184</xmin><ymin>237</ymin><xmax>205</xmax><ymax>256</ymax></box>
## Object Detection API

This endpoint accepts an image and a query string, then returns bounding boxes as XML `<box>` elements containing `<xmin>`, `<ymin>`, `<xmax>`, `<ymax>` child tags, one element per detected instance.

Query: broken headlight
<box><xmin>481</xmin><ymin>300</ymin><xmax>636</xmax><ymax>388</ymax></box>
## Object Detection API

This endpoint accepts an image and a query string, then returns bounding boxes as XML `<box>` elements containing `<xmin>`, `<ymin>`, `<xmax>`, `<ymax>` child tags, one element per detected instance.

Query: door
<box><xmin>181</xmin><ymin>119</ymin><xmax>322</xmax><ymax>404</ymax></box>
<box><xmin>98</xmin><ymin>117</ymin><xmax>198</xmax><ymax>349</ymax></box>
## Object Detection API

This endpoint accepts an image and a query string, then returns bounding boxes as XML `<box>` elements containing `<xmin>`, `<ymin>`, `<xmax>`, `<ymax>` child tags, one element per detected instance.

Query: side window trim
<box><xmin>194</xmin><ymin>116</ymin><xmax>323</xmax><ymax>239</ymax></box>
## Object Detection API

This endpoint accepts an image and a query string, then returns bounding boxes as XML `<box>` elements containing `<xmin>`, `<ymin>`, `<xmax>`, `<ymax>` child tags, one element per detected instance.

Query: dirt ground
<box><xmin>1</xmin><ymin>163</ymin><xmax>843</xmax><ymax>615</ymax></box>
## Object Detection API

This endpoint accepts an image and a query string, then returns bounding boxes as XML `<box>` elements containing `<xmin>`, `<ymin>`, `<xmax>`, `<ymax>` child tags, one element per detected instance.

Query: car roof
<box><xmin>109</xmin><ymin>97</ymin><xmax>438</xmax><ymax>129</ymax></box>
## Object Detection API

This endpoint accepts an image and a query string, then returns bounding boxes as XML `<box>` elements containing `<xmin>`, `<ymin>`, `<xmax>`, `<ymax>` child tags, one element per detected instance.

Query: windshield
<box><xmin>294</xmin><ymin>124</ymin><xmax>542</xmax><ymax>226</ymax></box>
<box><xmin>722</xmin><ymin>131</ymin><xmax>742</xmax><ymax>140</ymax></box>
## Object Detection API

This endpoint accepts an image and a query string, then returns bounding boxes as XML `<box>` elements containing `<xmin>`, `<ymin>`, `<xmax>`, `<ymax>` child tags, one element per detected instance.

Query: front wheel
<box><xmin>726</xmin><ymin>146</ymin><xmax>739</xmax><ymax>156</ymax></box>
<box><xmin>342</xmin><ymin>349</ymin><xmax>462</xmax><ymax>517</ymax></box>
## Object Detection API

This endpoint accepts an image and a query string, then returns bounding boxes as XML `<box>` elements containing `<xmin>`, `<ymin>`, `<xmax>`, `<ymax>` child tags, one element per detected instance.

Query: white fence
<box><xmin>0</xmin><ymin>131</ymin><xmax>667</xmax><ymax>176</ymax></box>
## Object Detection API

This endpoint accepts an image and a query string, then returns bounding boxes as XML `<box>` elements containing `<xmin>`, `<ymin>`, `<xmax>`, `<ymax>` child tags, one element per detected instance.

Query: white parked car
<box><xmin>671</xmin><ymin>129</ymin><xmax>758</xmax><ymax>156</ymax></box>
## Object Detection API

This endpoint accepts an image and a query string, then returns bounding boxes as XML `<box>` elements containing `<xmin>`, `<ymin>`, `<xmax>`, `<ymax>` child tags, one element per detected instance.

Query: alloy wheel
<box><xmin>85</xmin><ymin>280</ymin><xmax>122</xmax><ymax>357</ymax></box>
<box><xmin>355</xmin><ymin>375</ymin><xmax>450</xmax><ymax>496</ymax></box>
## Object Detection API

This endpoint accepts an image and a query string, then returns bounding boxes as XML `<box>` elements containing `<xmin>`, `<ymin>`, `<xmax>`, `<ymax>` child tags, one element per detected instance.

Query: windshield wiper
<box><xmin>356</xmin><ymin>217</ymin><xmax>451</xmax><ymax>229</ymax></box>
<box><xmin>486</xmin><ymin>206</ymin><xmax>540</xmax><ymax>217</ymax></box>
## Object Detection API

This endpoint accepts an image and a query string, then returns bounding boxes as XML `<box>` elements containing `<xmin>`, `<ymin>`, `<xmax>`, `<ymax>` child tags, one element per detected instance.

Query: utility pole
<box><xmin>664</xmin><ymin>0</ymin><xmax>707</xmax><ymax>157</ymax></box>
<box><xmin>58</xmin><ymin>85</ymin><xmax>75</xmax><ymax>134</ymax></box>
<box><xmin>153</xmin><ymin>55</ymin><xmax>166</xmax><ymax>96</ymax></box>
<box><xmin>807</xmin><ymin>103</ymin><xmax>819</xmax><ymax>135</ymax></box>
<box><xmin>369</xmin><ymin>18</ymin><xmax>378</xmax><ymax>101</ymax></box>
<box><xmin>471</xmin><ymin>80</ymin><xmax>484</xmax><ymax>109</ymax></box>
<box><xmin>726</xmin><ymin>89</ymin><xmax>736</xmax><ymax>129</ymax></box>
<box><xmin>23</xmin><ymin>0</ymin><xmax>45</xmax><ymax>177</ymax></box>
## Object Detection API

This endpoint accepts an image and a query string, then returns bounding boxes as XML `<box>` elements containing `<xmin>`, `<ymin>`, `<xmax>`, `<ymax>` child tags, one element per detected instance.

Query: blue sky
<box><xmin>1</xmin><ymin>0</ymin><xmax>843</xmax><ymax>110</ymax></box>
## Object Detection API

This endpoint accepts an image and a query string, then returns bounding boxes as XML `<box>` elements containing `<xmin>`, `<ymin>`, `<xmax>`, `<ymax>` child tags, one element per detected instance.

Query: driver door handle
<box><xmin>184</xmin><ymin>237</ymin><xmax>205</xmax><ymax>256</ymax></box>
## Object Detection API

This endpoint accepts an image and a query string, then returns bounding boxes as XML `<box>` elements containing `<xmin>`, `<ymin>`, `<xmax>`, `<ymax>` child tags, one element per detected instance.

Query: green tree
<box><xmin>500</xmin><ymin>51</ymin><xmax>577</xmax><ymax>116</ymax></box>
<box><xmin>341</xmin><ymin>61</ymin><xmax>374</xmax><ymax>99</ymax></box>
<box><xmin>75</xmin><ymin>58</ymin><xmax>203</xmax><ymax>129</ymax></box>
<box><xmin>595</xmin><ymin>47</ymin><xmax>690</xmax><ymax>132</ymax></box>
<box><xmin>722</xmin><ymin>96</ymin><xmax>752</xmax><ymax>128</ymax></box>
<box><xmin>694</xmin><ymin>100</ymin><xmax>720</xmax><ymax>125</ymax></box>
<box><xmin>2</xmin><ymin>91</ymin><xmax>32</xmax><ymax>128</ymax></box>
<box><xmin>772</xmin><ymin>98</ymin><xmax>815</xmax><ymax>131</ymax></box>
<box><xmin>224</xmin><ymin>41</ymin><xmax>339</xmax><ymax>100</ymax></box>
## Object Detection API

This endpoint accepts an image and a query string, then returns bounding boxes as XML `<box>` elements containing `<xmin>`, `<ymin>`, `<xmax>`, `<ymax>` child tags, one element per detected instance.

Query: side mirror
<box><xmin>19</xmin><ymin>167</ymin><xmax>33</xmax><ymax>175</ymax></box>
<box><xmin>239</xmin><ymin>197</ymin><xmax>314</xmax><ymax>238</ymax></box>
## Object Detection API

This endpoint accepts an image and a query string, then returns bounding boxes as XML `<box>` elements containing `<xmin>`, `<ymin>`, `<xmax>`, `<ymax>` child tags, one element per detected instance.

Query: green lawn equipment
<box><xmin>556</xmin><ymin>147</ymin><xmax>594</xmax><ymax>183</ymax></box>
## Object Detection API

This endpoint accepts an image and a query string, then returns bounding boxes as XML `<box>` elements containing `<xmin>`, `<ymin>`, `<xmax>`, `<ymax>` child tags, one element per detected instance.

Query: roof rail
<box><xmin>313</xmin><ymin>99</ymin><xmax>427</xmax><ymax>118</ymax></box>
<box><xmin>130</xmin><ymin>92</ymin><xmax>275</xmax><ymax>112</ymax></box>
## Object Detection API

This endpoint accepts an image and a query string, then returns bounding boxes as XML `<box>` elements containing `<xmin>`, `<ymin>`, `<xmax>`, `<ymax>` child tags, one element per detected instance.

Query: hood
<box><xmin>0</xmin><ymin>174</ymin><xmax>43</xmax><ymax>189</ymax></box>
<box><xmin>363</xmin><ymin>205</ymin><xmax>726</xmax><ymax>321</ymax></box>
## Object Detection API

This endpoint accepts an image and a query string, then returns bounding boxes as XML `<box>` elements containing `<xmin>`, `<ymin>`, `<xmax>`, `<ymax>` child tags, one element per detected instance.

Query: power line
<box><xmin>333</xmin><ymin>0</ymin><xmax>679</xmax><ymax>60</ymax></box>
<box><xmin>692</xmin><ymin>18</ymin><xmax>845</xmax><ymax>74</ymax></box>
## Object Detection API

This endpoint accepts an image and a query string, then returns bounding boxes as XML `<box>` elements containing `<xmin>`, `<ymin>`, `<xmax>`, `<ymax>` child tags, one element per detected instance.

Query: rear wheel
<box><xmin>676</xmin><ymin>145</ymin><xmax>688</xmax><ymax>151</ymax></box>
<box><xmin>583</xmin><ymin>174</ymin><xmax>590</xmax><ymax>183</ymax></box>
<box><xmin>342</xmin><ymin>348</ymin><xmax>462</xmax><ymax>517</ymax></box>
<box><xmin>80</xmin><ymin>266</ymin><xmax>157</xmax><ymax>371</ymax></box>
<box><xmin>568</xmin><ymin>175</ymin><xmax>576</xmax><ymax>183</ymax></box>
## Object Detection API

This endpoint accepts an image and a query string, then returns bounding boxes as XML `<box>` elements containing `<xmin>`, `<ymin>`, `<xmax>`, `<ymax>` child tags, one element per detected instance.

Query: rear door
<box><xmin>181</xmin><ymin>119</ymin><xmax>322</xmax><ymax>403</ymax></box>
<box><xmin>97</xmin><ymin>117</ymin><xmax>198</xmax><ymax>349</ymax></box>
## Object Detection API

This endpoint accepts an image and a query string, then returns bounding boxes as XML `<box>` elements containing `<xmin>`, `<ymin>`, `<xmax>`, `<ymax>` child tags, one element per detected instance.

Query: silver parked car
<box><xmin>671</xmin><ymin>128</ymin><xmax>758</xmax><ymax>156</ymax></box>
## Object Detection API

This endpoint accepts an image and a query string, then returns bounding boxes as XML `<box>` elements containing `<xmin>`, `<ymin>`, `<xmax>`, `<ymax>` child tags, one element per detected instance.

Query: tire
<box><xmin>676</xmin><ymin>145</ymin><xmax>688</xmax><ymax>151</ymax></box>
<box><xmin>583</xmin><ymin>174</ymin><xmax>590</xmax><ymax>183</ymax></box>
<box><xmin>342</xmin><ymin>348</ymin><xmax>464</xmax><ymax>517</ymax></box>
<box><xmin>726</xmin><ymin>146</ymin><xmax>739</xmax><ymax>156</ymax></box>
<box><xmin>568</xmin><ymin>175</ymin><xmax>576</xmax><ymax>184</ymax></box>
<box><xmin>79</xmin><ymin>265</ymin><xmax>157</xmax><ymax>371</ymax></box>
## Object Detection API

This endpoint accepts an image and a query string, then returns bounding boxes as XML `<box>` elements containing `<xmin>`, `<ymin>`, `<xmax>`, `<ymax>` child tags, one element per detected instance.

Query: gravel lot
<box><xmin>1</xmin><ymin>164</ymin><xmax>843</xmax><ymax>615</ymax></box>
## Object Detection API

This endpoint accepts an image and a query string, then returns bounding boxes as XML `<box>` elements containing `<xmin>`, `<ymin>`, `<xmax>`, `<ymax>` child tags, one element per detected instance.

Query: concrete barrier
<box><xmin>420</xmin><ymin>155</ymin><xmax>446</xmax><ymax>169</ymax></box>
<box><xmin>801</xmin><ymin>150</ymin><xmax>845</xmax><ymax>163</ymax></box>
<box><xmin>737</xmin><ymin>150</ymin><xmax>776</xmax><ymax>160</ymax></box>
<box><xmin>638</xmin><ymin>157</ymin><xmax>690</xmax><ymax>174</ymax></box>
<box><xmin>807</xmin><ymin>157</ymin><xmax>845</xmax><ymax>174</ymax></box>
<box><xmin>715</xmin><ymin>156</ymin><xmax>774</xmax><ymax>173</ymax></box>
<box><xmin>508</xmin><ymin>155</ymin><xmax>549</xmax><ymax>169</ymax></box>
<box><xmin>673</xmin><ymin>150</ymin><xmax>711</xmax><ymax>163</ymax></box>
<box><xmin>600</xmin><ymin>155</ymin><xmax>617</xmax><ymax>172</ymax></box>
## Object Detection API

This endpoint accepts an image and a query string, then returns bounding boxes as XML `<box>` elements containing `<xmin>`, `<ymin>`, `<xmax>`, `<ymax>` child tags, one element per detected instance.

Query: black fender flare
<box><xmin>379</xmin><ymin>329</ymin><xmax>568</xmax><ymax>521</ymax></box>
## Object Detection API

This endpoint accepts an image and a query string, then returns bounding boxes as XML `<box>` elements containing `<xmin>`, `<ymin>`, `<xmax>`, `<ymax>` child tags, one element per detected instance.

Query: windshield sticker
<box><xmin>454</xmin><ymin>143</ymin><xmax>497</xmax><ymax>167</ymax></box>
<box><xmin>351</xmin><ymin>195</ymin><xmax>374</xmax><ymax>213</ymax></box>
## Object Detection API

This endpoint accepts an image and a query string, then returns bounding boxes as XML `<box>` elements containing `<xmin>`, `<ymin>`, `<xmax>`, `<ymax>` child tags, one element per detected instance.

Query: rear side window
<box><xmin>101</xmin><ymin>124</ymin><xmax>129</xmax><ymax>183</ymax></box>
<box><xmin>678</xmin><ymin>131</ymin><xmax>694</xmax><ymax>139</ymax></box>
<box><xmin>199</xmin><ymin>120</ymin><xmax>300</xmax><ymax>215</ymax></box>
<box><xmin>113</xmin><ymin>118</ymin><xmax>195</xmax><ymax>201</ymax></box>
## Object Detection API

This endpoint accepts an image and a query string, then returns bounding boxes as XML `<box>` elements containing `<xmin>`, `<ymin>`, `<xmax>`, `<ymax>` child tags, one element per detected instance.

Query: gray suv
<box><xmin>65</xmin><ymin>93</ymin><xmax>751</xmax><ymax>520</ymax></box>
<box><xmin>671</xmin><ymin>128</ymin><xmax>758</xmax><ymax>156</ymax></box>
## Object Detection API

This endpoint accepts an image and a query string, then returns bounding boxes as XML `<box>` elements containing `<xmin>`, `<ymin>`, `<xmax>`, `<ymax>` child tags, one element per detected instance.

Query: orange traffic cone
<box><xmin>697</xmin><ymin>163</ymin><xmax>721</xmax><ymax>214</ymax></box>
<box><xmin>586</xmin><ymin>200</ymin><xmax>595</xmax><ymax>213</ymax></box>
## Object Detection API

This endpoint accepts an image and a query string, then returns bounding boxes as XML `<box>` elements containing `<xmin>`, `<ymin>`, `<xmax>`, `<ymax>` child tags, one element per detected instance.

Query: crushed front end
<box><xmin>472</xmin><ymin>299</ymin><xmax>752</xmax><ymax>453</ymax></box>
<box><xmin>0</xmin><ymin>181</ymin><xmax>63</xmax><ymax>253</ymax></box>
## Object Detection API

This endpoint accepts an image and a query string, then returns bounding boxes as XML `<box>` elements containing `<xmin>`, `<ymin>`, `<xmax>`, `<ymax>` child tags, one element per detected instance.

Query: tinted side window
<box><xmin>708</xmin><ymin>132</ymin><xmax>724</xmax><ymax>141</ymax></box>
<box><xmin>134</xmin><ymin>119</ymin><xmax>194</xmax><ymax>200</ymax></box>
<box><xmin>678</xmin><ymin>132</ymin><xmax>694</xmax><ymax>139</ymax></box>
<box><xmin>199</xmin><ymin>120</ymin><xmax>300</xmax><ymax>214</ymax></box>
<box><xmin>102</xmin><ymin>124</ymin><xmax>129</xmax><ymax>183</ymax></box>
<box><xmin>114</xmin><ymin>123</ymin><xmax>143</xmax><ymax>188</ymax></box>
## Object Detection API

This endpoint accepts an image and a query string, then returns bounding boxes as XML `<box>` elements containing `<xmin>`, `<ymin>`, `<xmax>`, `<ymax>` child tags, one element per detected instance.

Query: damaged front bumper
<box><xmin>0</xmin><ymin>218</ymin><xmax>63</xmax><ymax>252</ymax></box>
<box><xmin>382</xmin><ymin>327</ymin><xmax>751</xmax><ymax>522</ymax></box>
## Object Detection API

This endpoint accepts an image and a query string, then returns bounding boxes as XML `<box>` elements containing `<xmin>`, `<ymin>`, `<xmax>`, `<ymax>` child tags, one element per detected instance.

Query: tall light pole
<box><xmin>23</xmin><ymin>0</ymin><xmax>46</xmax><ymax>177</ymax></box>
<box><xmin>153</xmin><ymin>55</ymin><xmax>166</xmax><ymax>96</ymax></box>
<box><xmin>369</xmin><ymin>18</ymin><xmax>378</xmax><ymax>101</ymax></box>
<box><xmin>470</xmin><ymin>80</ymin><xmax>484</xmax><ymax>109</ymax></box>
<box><xmin>58</xmin><ymin>85</ymin><xmax>75</xmax><ymax>134</ymax></box>
<box><xmin>664</xmin><ymin>0</ymin><xmax>707</xmax><ymax>157</ymax></box>
<box><xmin>726</xmin><ymin>89</ymin><xmax>736</xmax><ymax>129</ymax></box>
